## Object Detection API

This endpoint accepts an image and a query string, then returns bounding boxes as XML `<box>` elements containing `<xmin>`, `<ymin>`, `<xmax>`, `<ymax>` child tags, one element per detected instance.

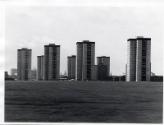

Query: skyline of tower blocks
<box><xmin>67</xmin><ymin>55</ymin><xmax>76</xmax><ymax>80</ymax></box>
<box><xmin>17</xmin><ymin>48</ymin><xmax>32</xmax><ymax>80</ymax></box>
<box><xmin>44</xmin><ymin>43</ymin><xmax>60</xmax><ymax>80</ymax></box>
<box><xmin>76</xmin><ymin>40</ymin><xmax>95</xmax><ymax>80</ymax></box>
<box><xmin>126</xmin><ymin>36</ymin><xmax>151</xmax><ymax>82</ymax></box>
<box><xmin>37</xmin><ymin>55</ymin><xmax>44</xmax><ymax>80</ymax></box>
<box><xmin>97</xmin><ymin>56</ymin><xmax>110</xmax><ymax>80</ymax></box>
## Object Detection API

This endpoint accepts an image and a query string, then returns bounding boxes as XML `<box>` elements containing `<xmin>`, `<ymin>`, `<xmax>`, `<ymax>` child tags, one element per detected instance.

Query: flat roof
<box><xmin>127</xmin><ymin>38</ymin><xmax>136</xmax><ymax>41</ymax></box>
<box><xmin>76</xmin><ymin>40</ymin><xmax>95</xmax><ymax>44</ymax></box>
<box><xmin>137</xmin><ymin>37</ymin><xmax>151</xmax><ymax>40</ymax></box>
<box><xmin>128</xmin><ymin>37</ymin><xmax>151</xmax><ymax>41</ymax></box>
<box><xmin>18</xmin><ymin>48</ymin><xmax>31</xmax><ymax>51</ymax></box>
<box><xmin>44</xmin><ymin>43</ymin><xmax>60</xmax><ymax>47</ymax></box>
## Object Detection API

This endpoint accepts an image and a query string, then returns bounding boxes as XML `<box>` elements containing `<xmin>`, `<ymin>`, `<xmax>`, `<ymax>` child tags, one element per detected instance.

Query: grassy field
<box><xmin>5</xmin><ymin>81</ymin><xmax>163</xmax><ymax>123</ymax></box>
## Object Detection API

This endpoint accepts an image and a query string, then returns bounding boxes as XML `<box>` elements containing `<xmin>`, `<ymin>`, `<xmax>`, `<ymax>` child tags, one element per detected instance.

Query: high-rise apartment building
<box><xmin>91</xmin><ymin>65</ymin><xmax>98</xmax><ymax>80</ymax></box>
<box><xmin>44</xmin><ymin>43</ymin><xmax>60</xmax><ymax>80</ymax></box>
<box><xmin>76</xmin><ymin>40</ymin><xmax>95</xmax><ymax>80</ymax></box>
<box><xmin>97</xmin><ymin>56</ymin><xmax>110</xmax><ymax>80</ymax></box>
<box><xmin>17</xmin><ymin>48</ymin><xmax>32</xmax><ymax>80</ymax></box>
<box><xmin>37</xmin><ymin>55</ymin><xmax>44</xmax><ymax>80</ymax></box>
<box><xmin>126</xmin><ymin>36</ymin><xmax>151</xmax><ymax>81</ymax></box>
<box><xmin>67</xmin><ymin>55</ymin><xmax>76</xmax><ymax>80</ymax></box>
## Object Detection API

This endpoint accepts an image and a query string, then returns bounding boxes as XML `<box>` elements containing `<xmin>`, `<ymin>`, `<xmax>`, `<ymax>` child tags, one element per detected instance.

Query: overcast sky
<box><xmin>5</xmin><ymin>5</ymin><xmax>163</xmax><ymax>75</ymax></box>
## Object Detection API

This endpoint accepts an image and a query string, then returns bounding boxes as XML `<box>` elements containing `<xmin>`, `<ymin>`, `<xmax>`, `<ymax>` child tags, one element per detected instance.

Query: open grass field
<box><xmin>5</xmin><ymin>81</ymin><xmax>163</xmax><ymax>123</ymax></box>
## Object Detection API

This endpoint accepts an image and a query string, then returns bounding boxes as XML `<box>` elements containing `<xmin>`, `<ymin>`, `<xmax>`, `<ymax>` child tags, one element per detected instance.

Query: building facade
<box><xmin>37</xmin><ymin>55</ymin><xmax>44</xmax><ymax>80</ymax></box>
<box><xmin>97</xmin><ymin>56</ymin><xmax>110</xmax><ymax>80</ymax></box>
<box><xmin>44</xmin><ymin>44</ymin><xmax>60</xmax><ymax>80</ymax></box>
<box><xmin>126</xmin><ymin>36</ymin><xmax>151</xmax><ymax>81</ymax></box>
<box><xmin>91</xmin><ymin>65</ymin><xmax>98</xmax><ymax>80</ymax></box>
<box><xmin>67</xmin><ymin>55</ymin><xmax>76</xmax><ymax>80</ymax></box>
<box><xmin>17</xmin><ymin>48</ymin><xmax>32</xmax><ymax>80</ymax></box>
<box><xmin>5</xmin><ymin>71</ymin><xmax>9</xmax><ymax>79</ymax></box>
<box><xmin>76</xmin><ymin>40</ymin><xmax>95</xmax><ymax>80</ymax></box>
<box><xmin>127</xmin><ymin>39</ymin><xmax>137</xmax><ymax>81</ymax></box>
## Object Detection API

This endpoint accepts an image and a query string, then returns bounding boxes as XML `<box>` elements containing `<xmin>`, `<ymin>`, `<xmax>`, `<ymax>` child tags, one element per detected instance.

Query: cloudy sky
<box><xmin>5</xmin><ymin>3</ymin><xmax>163</xmax><ymax>75</ymax></box>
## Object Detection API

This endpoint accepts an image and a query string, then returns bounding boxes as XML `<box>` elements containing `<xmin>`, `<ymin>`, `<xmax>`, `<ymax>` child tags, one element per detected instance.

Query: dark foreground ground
<box><xmin>5</xmin><ymin>81</ymin><xmax>163</xmax><ymax>123</ymax></box>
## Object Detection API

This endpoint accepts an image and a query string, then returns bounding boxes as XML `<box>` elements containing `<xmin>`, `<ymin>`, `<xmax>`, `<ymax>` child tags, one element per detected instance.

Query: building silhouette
<box><xmin>44</xmin><ymin>43</ymin><xmax>60</xmax><ymax>80</ymax></box>
<box><xmin>5</xmin><ymin>71</ymin><xmax>9</xmax><ymax>79</ymax></box>
<box><xmin>150</xmin><ymin>75</ymin><xmax>163</xmax><ymax>82</ymax></box>
<box><xmin>97</xmin><ymin>56</ymin><xmax>110</xmax><ymax>80</ymax></box>
<box><xmin>109</xmin><ymin>75</ymin><xmax>126</xmax><ymax>81</ymax></box>
<box><xmin>76</xmin><ymin>40</ymin><xmax>95</xmax><ymax>80</ymax></box>
<box><xmin>17</xmin><ymin>48</ymin><xmax>32</xmax><ymax>80</ymax></box>
<box><xmin>91</xmin><ymin>65</ymin><xmax>98</xmax><ymax>80</ymax></box>
<box><xmin>67</xmin><ymin>55</ymin><xmax>76</xmax><ymax>80</ymax></box>
<box><xmin>126</xmin><ymin>36</ymin><xmax>151</xmax><ymax>81</ymax></box>
<box><xmin>37</xmin><ymin>55</ymin><xmax>44</xmax><ymax>80</ymax></box>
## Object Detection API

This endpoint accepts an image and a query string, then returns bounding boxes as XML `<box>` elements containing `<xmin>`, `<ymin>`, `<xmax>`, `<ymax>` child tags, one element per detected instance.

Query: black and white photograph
<box><xmin>1</xmin><ymin>0</ymin><xmax>164</xmax><ymax>124</ymax></box>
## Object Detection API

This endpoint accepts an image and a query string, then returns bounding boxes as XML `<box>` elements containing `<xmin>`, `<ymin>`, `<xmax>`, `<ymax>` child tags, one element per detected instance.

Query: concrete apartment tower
<box><xmin>17</xmin><ymin>48</ymin><xmax>32</xmax><ymax>80</ymax></box>
<box><xmin>127</xmin><ymin>38</ymin><xmax>137</xmax><ymax>81</ymax></box>
<box><xmin>37</xmin><ymin>55</ymin><xmax>44</xmax><ymax>80</ymax></box>
<box><xmin>91</xmin><ymin>65</ymin><xmax>98</xmax><ymax>80</ymax></box>
<box><xmin>76</xmin><ymin>40</ymin><xmax>95</xmax><ymax>80</ymax></box>
<box><xmin>44</xmin><ymin>43</ymin><xmax>60</xmax><ymax>80</ymax></box>
<box><xmin>126</xmin><ymin>36</ymin><xmax>151</xmax><ymax>81</ymax></box>
<box><xmin>97</xmin><ymin>56</ymin><xmax>110</xmax><ymax>80</ymax></box>
<box><xmin>67</xmin><ymin>55</ymin><xmax>76</xmax><ymax>80</ymax></box>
